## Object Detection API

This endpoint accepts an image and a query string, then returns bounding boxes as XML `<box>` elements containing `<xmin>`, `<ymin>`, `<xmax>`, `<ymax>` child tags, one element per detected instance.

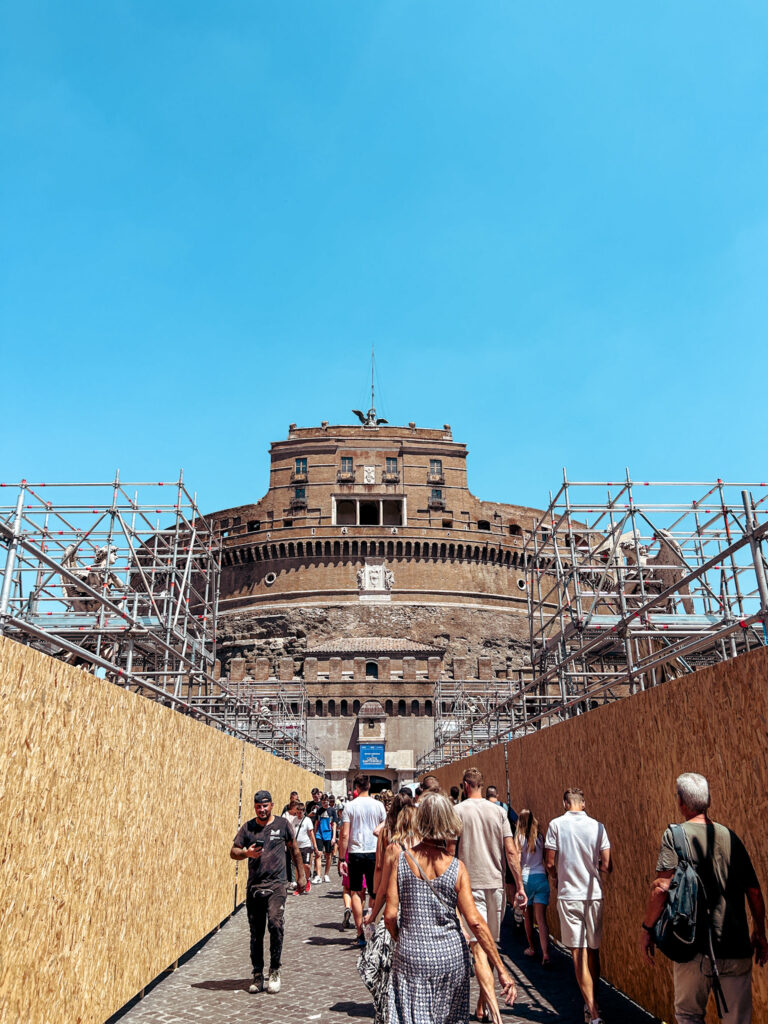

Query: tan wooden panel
<box><xmin>427</xmin><ymin>744</ymin><xmax>507</xmax><ymax>802</ymax></box>
<box><xmin>0</xmin><ymin>636</ymin><xmax>325</xmax><ymax>1024</ymax></box>
<box><xmin>505</xmin><ymin>646</ymin><xmax>768</xmax><ymax>1023</ymax></box>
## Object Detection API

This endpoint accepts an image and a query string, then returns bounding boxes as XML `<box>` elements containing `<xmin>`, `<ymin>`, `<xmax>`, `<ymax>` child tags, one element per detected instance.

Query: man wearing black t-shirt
<box><xmin>640</xmin><ymin>772</ymin><xmax>768</xmax><ymax>1023</ymax></box>
<box><xmin>231</xmin><ymin>790</ymin><xmax>307</xmax><ymax>995</ymax></box>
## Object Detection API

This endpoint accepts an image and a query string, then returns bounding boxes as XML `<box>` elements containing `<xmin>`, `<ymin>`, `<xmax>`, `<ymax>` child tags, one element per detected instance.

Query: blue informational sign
<box><xmin>359</xmin><ymin>744</ymin><xmax>386</xmax><ymax>769</ymax></box>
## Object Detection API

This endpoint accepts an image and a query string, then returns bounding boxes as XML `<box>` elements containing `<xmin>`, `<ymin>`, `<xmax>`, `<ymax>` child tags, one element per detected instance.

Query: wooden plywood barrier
<box><xmin>503</xmin><ymin>646</ymin><xmax>768</xmax><ymax>1023</ymax></box>
<box><xmin>0</xmin><ymin>636</ymin><xmax>325</xmax><ymax>1024</ymax></box>
<box><xmin>426</xmin><ymin>743</ymin><xmax>507</xmax><ymax>798</ymax></box>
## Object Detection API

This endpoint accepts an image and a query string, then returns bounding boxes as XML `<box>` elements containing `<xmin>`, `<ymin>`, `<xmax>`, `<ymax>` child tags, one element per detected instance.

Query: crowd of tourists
<box><xmin>230</xmin><ymin>769</ymin><xmax>767</xmax><ymax>1024</ymax></box>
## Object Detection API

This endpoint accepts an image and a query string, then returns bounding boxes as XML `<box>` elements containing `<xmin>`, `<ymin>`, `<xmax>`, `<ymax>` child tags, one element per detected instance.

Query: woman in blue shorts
<box><xmin>515</xmin><ymin>809</ymin><xmax>551</xmax><ymax>965</ymax></box>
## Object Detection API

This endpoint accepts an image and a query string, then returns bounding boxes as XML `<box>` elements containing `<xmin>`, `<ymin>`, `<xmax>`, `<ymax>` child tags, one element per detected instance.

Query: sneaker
<box><xmin>267</xmin><ymin>968</ymin><xmax>281</xmax><ymax>994</ymax></box>
<box><xmin>342</xmin><ymin>907</ymin><xmax>352</xmax><ymax>930</ymax></box>
<box><xmin>248</xmin><ymin>974</ymin><xmax>264</xmax><ymax>994</ymax></box>
<box><xmin>324</xmin><ymin>874</ymin><xmax>331</xmax><ymax>882</ymax></box>
<box><xmin>356</xmin><ymin>934</ymin><xmax>367</xmax><ymax>949</ymax></box>
<box><xmin>304</xmin><ymin>880</ymin><xmax>311</xmax><ymax>893</ymax></box>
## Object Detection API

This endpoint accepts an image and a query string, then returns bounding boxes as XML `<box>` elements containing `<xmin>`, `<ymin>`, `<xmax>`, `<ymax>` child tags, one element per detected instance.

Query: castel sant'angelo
<box><xmin>208</xmin><ymin>404</ymin><xmax>546</xmax><ymax>794</ymax></box>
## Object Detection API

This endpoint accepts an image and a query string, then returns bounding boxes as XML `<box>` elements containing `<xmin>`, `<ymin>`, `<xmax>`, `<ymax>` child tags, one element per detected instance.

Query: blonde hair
<box><xmin>415</xmin><ymin>792</ymin><xmax>463</xmax><ymax>842</ymax></box>
<box><xmin>391</xmin><ymin>805</ymin><xmax>418</xmax><ymax>847</ymax></box>
<box><xmin>515</xmin><ymin>809</ymin><xmax>540</xmax><ymax>854</ymax></box>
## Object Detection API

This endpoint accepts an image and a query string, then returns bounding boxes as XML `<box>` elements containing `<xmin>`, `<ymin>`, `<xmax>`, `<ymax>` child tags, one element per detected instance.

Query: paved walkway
<box><xmin>113</xmin><ymin>882</ymin><xmax>659</xmax><ymax>1024</ymax></box>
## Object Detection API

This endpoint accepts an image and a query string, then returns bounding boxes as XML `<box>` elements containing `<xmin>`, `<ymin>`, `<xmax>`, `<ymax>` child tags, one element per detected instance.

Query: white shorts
<box><xmin>557</xmin><ymin>898</ymin><xmax>603</xmax><ymax>949</ymax></box>
<box><xmin>467</xmin><ymin>887</ymin><xmax>505</xmax><ymax>943</ymax></box>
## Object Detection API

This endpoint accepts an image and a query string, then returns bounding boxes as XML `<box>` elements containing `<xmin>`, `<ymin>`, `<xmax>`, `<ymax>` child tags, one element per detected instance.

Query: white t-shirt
<box><xmin>520</xmin><ymin>834</ymin><xmax>546</xmax><ymax>880</ymax></box>
<box><xmin>342</xmin><ymin>795</ymin><xmax>386</xmax><ymax>853</ymax></box>
<box><xmin>293</xmin><ymin>816</ymin><xmax>314</xmax><ymax>850</ymax></box>
<box><xmin>544</xmin><ymin>811</ymin><xmax>610</xmax><ymax>900</ymax></box>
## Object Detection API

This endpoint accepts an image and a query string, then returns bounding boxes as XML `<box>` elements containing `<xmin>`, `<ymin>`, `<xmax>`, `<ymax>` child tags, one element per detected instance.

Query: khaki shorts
<box><xmin>467</xmin><ymin>887</ymin><xmax>505</xmax><ymax>943</ymax></box>
<box><xmin>557</xmin><ymin>898</ymin><xmax>603</xmax><ymax>949</ymax></box>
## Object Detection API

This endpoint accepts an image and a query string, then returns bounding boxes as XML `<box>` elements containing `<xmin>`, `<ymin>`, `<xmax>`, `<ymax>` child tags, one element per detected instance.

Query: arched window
<box><xmin>474</xmin><ymin>546</ymin><xmax>480</xmax><ymax>560</ymax></box>
<box><xmin>448</xmin><ymin>544</ymin><xmax>455</xmax><ymax>558</ymax></box>
<box><xmin>353</xmin><ymin>699</ymin><xmax>361</xmax><ymax>714</ymax></box>
<box><xmin>328</xmin><ymin>699</ymin><xmax>336</xmax><ymax>716</ymax></box>
<box><xmin>279</xmin><ymin>543</ymin><xmax>286</xmax><ymax>558</ymax></box>
<box><xmin>396</xmin><ymin>541</ymin><xmax>403</xmax><ymax>557</ymax></box>
<box><xmin>342</xmin><ymin>540</ymin><xmax>349</xmax><ymax>556</ymax></box>
<box><xmin>425</xmin><ymin>700</ymin><xmax>433</xmax><ymax>716</ymax></box>
<box><xmin>387</xmin><ymin>541</ymin><xmax>394</xmax><ymax>558</ymax></box>
<box><xmin>398</xmin><ymin>699</ymin><xmax>406</xmax><ymax>716</ymax></box>
<box><xmin>297</xmin><ymin>542</ymin><xmax>304</xmax><ymax>557</ymax></box>
<box><xmin>361</xmin><ymin>540</ymin><xmax>368</xmax><ymax>556</ymax></box>
<box><xmin>385</xmin><ymin>699</ymin><xmax>393</xmax><ymax>715</ymax></box>
<box><xmin>262</xmin><ymin>546</ymin><xmax>269</xmax><ymax>560</ymax></box>
<box><xmin>366</xmin><ymin>661</ymin><xmax>379</xmax><ymax>679</ymax></box>
<box><xmin>431</xmin><ymin>543</ymin><xmax>438</xmax><ymax>558</ymax></box>
<box><xmin>509</xmin><ymin>523</ymin><xmax>522</xmax><ymax>537</ymax></box>
<box><xmin>291</xmin><ymin>702</ymin><xmax>299</xmax><ymax>715</ymax></box>
<box><xmin>378</xmin><ymin>541</ymin><xmax>385</xmax><ymax>557</ymax></box>
<box><xmin>405</xmin><ymin>541</ymin><xmax>412</xmax><ymax>556</ymax></box>
<box><xmin>411</xmin><ymin>700</ymin><xmax>420</xmax><ymax>716</ymax></box>
<box><xmin>457</xmin><ymin>544</ymin><xmax>464</xmax><ymax>559</ymax></box>
<box><xmin>440</xmin><ymin>543</ymin><xmax>447</xmax><ymax>559</ymax></box>
<box><xmin>414</xmin><ymin>542</ymin><xmax>421</xmax><ymax>557</ymax></box>
<box><xmin>324</xmin><ymin>541</ymin><xmax>331</xmax><ymax>556</ymax></box>
<box><xmin>271</xmin><ymin>544</ymin><xmax>278</xmax><ymax>559</ymax></box>
<box><xmin>288</xmin><ymin>542</ymin><xmax>295</xmax><ymax>558</ymax></box>
<box><xmin>351</xmin><ymin>540</ymin><xmax>358</xmax><ymax>556</ymax></box>
<box><xmin>333</xmin><ymin>540</ymin><xmax>340</xmax><ymax>556</ymax></box>
<box><xmin>478</xmin><ymin>520</ymin><xmax>491</xmax><ymax>532</ymax></box>
<box><xmin>340</xmin><ymin>700</ymin><xmax>348</xmax><ymax>716</ymax></box>
<box><xmin>315</xmin><ymin>699</ymin><xmax>324</xmax><ymax>717</ymax></box>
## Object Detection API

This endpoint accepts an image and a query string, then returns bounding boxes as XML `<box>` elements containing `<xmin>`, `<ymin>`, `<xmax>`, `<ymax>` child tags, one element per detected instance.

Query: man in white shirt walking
<box><xmin>456</xmin><ymin>767</ymin><xmax>526</xmax><ymax>1024</ymax></box>
<box><xmin>338</xmin><ymin>773</ymin><xmax>386</xmax><ymax>948</ymax></box>
<box><xmin>545</xmin><ymin>787</ymin><xmax>612</xmax><ymax>1024</ymax></box>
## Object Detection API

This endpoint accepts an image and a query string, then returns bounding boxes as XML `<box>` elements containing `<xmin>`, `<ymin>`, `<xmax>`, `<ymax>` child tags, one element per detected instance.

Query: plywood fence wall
<box><xmin>426</xmin><ymin>742</ymin><xmax>507</xmax><ymax>799</ymax></box>
<box><xmin>0</xmin><ymin>636</ymin><xmax>323</xmax><ymax>1024</ymax></box>
<box><xmin>504</xmin><ymin>645</ymin><xmax>768</xmax><ymax>1023</ymax></box>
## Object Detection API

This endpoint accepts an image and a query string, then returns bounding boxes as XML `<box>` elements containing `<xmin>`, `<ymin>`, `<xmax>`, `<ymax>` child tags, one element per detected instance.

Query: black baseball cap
<box><xmin>254</xmin><ymin>790</ymin><xmax>272</xmax><ymax>803</ymax></box>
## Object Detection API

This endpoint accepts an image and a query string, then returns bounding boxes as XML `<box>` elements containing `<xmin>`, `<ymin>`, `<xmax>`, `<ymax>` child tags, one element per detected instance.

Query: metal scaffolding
<box><xmin>0</xmin><ymin>474</ymin><xmax>323</xmax><ymax>773</ymax></box>
<box><xmin>418</xmin><ymin>474</ymin><xmax>768</xmax><ymax>769</ymax></box>
<box><xmin>416</xmin><ymin>675</ymin><xmax>527</xmax><ymax>772</ymax></box>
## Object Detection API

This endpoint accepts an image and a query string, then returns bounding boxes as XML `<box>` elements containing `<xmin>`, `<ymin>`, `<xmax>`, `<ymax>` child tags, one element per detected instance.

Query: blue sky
<box><xmin>2</xmin><ymin>2</ymin><xmax>766</xmax><ymax>514</ymax></box>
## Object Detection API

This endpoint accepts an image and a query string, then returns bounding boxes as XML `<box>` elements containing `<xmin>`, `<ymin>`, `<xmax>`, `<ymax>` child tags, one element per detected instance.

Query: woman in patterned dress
<box><xmin>385</xmin><ymin>794</ymin><xmax>517</xmax><ymax>1024</ymax></box>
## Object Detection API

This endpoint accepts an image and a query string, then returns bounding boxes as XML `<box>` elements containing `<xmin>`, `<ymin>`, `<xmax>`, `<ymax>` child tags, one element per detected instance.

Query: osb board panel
<box><xmin>427</xmin><ymin>743</ymin><xmax>507</xmax><ymax>799</ymax></box>
<box><xmin>0</xmin><ymin>636</ymin><xmax>320</xmax><ymax>1024</ymax></box>
<box><xmin>240</xmin><ymin>743</ymin><xmax>323</xmax><ymax>821</ymax></box>
<box><xmin>504</xmin><ymin>646</ymin><xmax>768</xmax><ymax>1024</ymax></box>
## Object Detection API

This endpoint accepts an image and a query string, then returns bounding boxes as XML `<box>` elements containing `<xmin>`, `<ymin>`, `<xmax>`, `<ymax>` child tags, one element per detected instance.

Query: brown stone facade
<box><xmin>205</xmin><ymin>419</ymin><xmax>546</xmax><ymax>790</ymax></box>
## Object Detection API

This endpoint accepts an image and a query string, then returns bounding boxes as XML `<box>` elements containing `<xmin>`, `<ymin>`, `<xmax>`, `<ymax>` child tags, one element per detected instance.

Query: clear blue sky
<box><xmin>2</xmin><ymin>2</ymin><xmax>766</xmax><ymax>514</ymax></box>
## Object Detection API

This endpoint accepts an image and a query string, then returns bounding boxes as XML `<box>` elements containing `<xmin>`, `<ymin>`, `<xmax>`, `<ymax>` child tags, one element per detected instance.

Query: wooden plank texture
<box><xmin>0</xmin><ymin>636</ymin><xmax>324</xmax><ymax>1024</ymax></box>
<box><xmin>504</xmin><ymin>646</ymin><xmax>768</xmax><ymax>1023</ymax></box>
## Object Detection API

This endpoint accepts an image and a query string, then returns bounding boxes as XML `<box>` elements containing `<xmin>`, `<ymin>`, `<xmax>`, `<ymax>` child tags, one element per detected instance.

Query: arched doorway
<box><xmin>365</xmin><ymin>660</ymin><xmax>379</xmax><ymax>679</ymax></box>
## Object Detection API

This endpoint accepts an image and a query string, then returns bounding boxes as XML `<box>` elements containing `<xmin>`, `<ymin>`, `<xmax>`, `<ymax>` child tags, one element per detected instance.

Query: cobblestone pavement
<box><xmin>113</xmin><ymin>882</ymin><xmax>659</xmax><ymax>1024</ymax></box>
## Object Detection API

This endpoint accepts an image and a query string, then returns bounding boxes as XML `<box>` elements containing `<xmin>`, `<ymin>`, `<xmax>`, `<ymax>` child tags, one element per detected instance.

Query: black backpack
<box><xmin>653</xmin><ymin>824</ymin><xmax>701</xmax><ymax>962</ymax></box>
<box><xmin>653</xmin><ymin>823</ymin><xmax>728</xmax><ymax>1018</ymax></box>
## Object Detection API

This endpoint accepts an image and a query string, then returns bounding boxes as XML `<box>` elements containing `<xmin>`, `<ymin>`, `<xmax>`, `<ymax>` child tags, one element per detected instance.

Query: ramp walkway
<box><xmin>111</xmin><ymin>882</ymin><xmax>659</xmax><ymax>1024</ymax></box>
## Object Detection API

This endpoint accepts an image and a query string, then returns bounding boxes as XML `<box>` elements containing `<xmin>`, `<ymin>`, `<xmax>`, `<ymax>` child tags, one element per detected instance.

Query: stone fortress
<box><xmin>208</xmin><ymin>408</ymin><xmax>547</xmax><ymax>794</ymax></box>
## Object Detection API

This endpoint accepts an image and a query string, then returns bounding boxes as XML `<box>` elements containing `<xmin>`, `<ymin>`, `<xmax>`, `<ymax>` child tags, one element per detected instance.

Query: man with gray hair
<box><xmin>640</xmin><ymin>772</ymin><xmax>768</xmax><ymax>1023</ymax></box>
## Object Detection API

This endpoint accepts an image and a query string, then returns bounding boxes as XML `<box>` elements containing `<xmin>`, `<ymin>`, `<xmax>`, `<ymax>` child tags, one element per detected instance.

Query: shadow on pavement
<box><xmin>329</xmin><ymin>1000</ymin><xmax>375</xmax><ymax>1018</ymax></box>
<box><xmin>498</xmin><ymin>914</ymin><xmax>660</xmax><ymax>1024</ymax></box>
<box><xmin>190</xmin><ymin>977</ymin><xmax>253</xmax><ymax>992</ymax></box>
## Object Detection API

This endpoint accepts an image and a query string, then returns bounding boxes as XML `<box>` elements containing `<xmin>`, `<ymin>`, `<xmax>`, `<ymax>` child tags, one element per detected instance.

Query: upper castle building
<box><xmin>209</xmin><ymin>411</ymin><xmax>545</xmax><ymax>793</ymax></box>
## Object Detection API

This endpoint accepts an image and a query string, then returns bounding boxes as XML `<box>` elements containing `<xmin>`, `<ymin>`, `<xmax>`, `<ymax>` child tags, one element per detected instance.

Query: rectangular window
<box><xmin>295</xmin><ymin>457</ymin><xmax>307</xmax><ymax>475</ymax></box>
<box><xmin>431</xmin><ymin>489</ymin><xmax>443</xmax><ymax>500</ymax></box>
<box><xmin>386</xmin><ymin>457</ymin><xmax>398</xmax><ymax>474</ymax></box>
<box><xmin>430</xmin><ymin>459</ymin><xmax>443</xmax><ymax>476</ymax></box>
<box><xmin>295</xmin><ymin>487</ymin><xmax>306</xmax><ymax>499</ymax></box>
<box><xmin>341</xmin><ymin>457</ymin><xmax>353</xmax><ymax>474</ymax></box>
